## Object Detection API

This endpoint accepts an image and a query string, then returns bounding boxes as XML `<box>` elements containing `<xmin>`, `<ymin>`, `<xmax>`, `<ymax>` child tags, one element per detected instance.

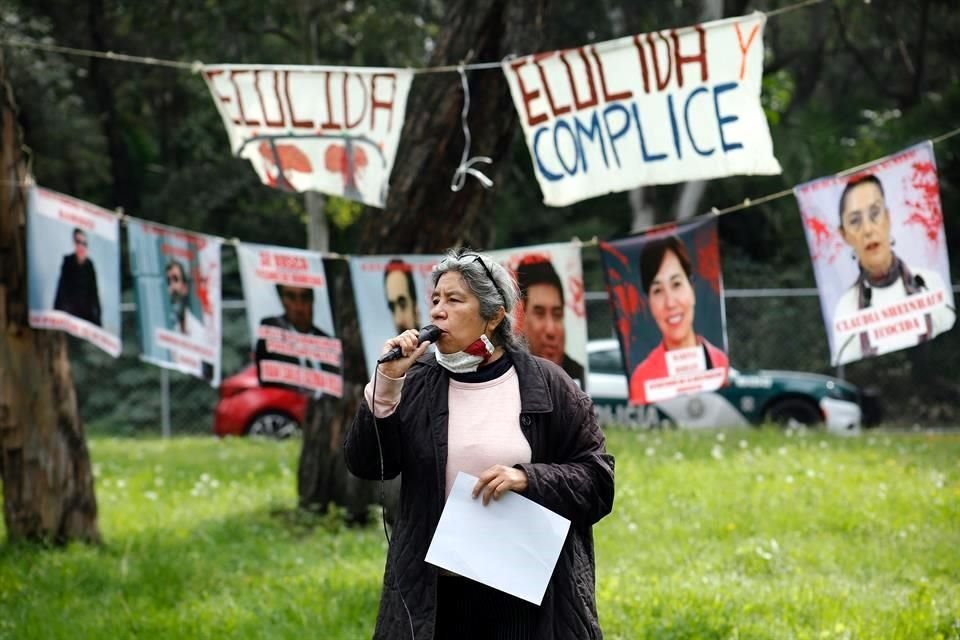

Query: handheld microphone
<box><xmin>377</xmin><ymin>324</ymin><xmax>441</xmax><ymax>364</ymax></box>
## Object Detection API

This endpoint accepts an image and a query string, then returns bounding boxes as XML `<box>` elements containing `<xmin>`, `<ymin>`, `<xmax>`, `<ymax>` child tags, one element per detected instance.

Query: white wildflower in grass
<box><xmin>716</xmin><ymin>433</ymin><xmax>726</xmax><ymax>442</ymax></box>
<box><xmin>645</xmin><ymin>447</ymin><xmax>656</xmax><ymax>457</ymax></box>
<box><xmin>711</xmin><ymin>445</ymin><xmax>724</xmax><ymax>460</ymax></box>
<box><xmin>144</xmin><ymin>491</ymin><xmax>158</xmax><ymax>501</ymax></box>
<box><xmin>778</xmin><ymin>447</ymin><xmax>788</xmax><ymax>456</ymax></box>
<box><xmin>739</xmin><ymin>440</ymin><xmax>749</xmax><ymax>449</ymax></box>
<box><xmin>785</xmin><ymin>475</ymin><xmax>794</xmax><ymax>484</ymax></box>
<box><xmin>819</xmin><ymin>440</ymin><xmax>829</xmax><ymax>449</ymax></box>
<box><xmin>806</xmin><ymin>469</ymin><xmax>816</xmax><ymax>478</ymax></box>
<box><xmin>755</xmin><ymin>546</ymin><xmax>773</xmax><ymax>561</ymax></box>
<box><xmin>153</xmin><ymin>477</ymin><xmax>164</xmax><ymax>487</ymax></box>
<box><xmin>627</xmin><ymin>522</ymin><xmax>638</xmax><ymax>533</ymax></box>
<box><xmin>116</xmin><ymin>479</ymin><xmax>126</xmax><ymax>489</ymax></box>
<box><xmin>673</xmin><ymin>451</ymin><xmax>684</xmax><ymax>461</ymax></box>
<box><xmin>93</xmin><ymin>463</ymin><xmax>102</xmax><ymax>476</ymax></box>
<box><xmin>756</xmin><ymin>474</ymin><xmax>764</xmax><ymax>482</ymax></box>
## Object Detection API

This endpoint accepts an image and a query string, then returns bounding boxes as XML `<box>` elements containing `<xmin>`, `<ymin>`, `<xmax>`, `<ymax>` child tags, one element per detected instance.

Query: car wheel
<box><xmin>765</xmin><ymin>398</ymin><xmax>821</xmax><ymax>428</ymax></box>
<box><xmin>246</xmin><ymin>412</ymin><xmax>300</xmax><ymax>439</ymax></box>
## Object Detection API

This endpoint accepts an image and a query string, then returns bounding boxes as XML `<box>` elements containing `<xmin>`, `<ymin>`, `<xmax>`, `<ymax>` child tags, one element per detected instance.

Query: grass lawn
<box><xmin>0</xmin><ymin>427</ymin><xmax>958</xmax><ymax>639</ymax></box>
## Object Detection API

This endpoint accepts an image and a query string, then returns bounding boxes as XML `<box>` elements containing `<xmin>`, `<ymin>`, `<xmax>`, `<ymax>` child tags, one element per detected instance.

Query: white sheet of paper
<box><xmin>424</xmin><ymin>472</ymin><xmax>571</xmax><ymax>605</ymax></box>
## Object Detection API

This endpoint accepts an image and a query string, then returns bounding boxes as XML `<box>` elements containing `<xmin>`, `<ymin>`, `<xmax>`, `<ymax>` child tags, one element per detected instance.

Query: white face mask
<box><xmin>435</xmin><ymin>334</ymin><xmax>495</xmax><ymax>374</ymax></box>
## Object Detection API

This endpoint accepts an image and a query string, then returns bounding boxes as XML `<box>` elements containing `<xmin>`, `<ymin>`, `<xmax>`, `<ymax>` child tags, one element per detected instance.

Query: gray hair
<box><xmin>432</xmin><ymin>248</ymin><xmax>524</xmax><ymax>351</ymax></box>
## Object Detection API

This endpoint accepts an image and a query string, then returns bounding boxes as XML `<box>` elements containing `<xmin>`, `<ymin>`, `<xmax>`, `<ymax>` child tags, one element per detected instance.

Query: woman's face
<box><xmin>430</xmin><ymin>272</ymin><xmax>491</xmax><ymax>354</ymax></box>
<box><xmin>840</xmin><ymin>182</ymin><xmax>893</xmax><ymax>277</ymax></box>
<box><xmin>647</xmin><ymin>249</ymin><xmax>696</xmax><ymax>350</ymax></box>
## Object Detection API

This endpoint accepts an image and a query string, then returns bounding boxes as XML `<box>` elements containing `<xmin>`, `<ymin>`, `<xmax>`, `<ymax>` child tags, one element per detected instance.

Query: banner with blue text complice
<box><xmin>503</xmin><ymin>12</ymin><xmax>781</xmax><ymax>206</ymax></box>
<box><xmin>127</xmin><ymin>219</ymin><xmax>223</xmax><ymax>386</ymax></box>
<box><xmin>27</xmin><ymin>187</ymin><xmax>122</xmax><ymax>357</ymax></box>
<box><xmin>203</xmin><ymin>64</ymin><xmax>413</xmax><ymax>208</ymax></box>
<box><xmin>237</xmin><ymin>243</ymin><xmax>343</xmax><ymax>398</ymax></box>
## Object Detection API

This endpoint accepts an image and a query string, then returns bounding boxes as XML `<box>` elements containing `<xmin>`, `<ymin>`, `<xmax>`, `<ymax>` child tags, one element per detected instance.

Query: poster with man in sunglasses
<box><xmin>237</xmin><ymin>243</ymin><xmax>342</xmax><ymax>397</ymax></box>
<box><xmin>349</xmin><ymin>254</ymin><xmax>441</xmax><ymax>379</ymax></box>
<box><xmin>27</xmin><ymin>187</ymin><xmax>122</xmax><ymax>357</ymax></box>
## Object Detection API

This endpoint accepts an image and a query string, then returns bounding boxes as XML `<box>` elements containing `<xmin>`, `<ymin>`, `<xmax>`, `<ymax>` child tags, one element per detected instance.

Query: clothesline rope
<box><xmin>9</xmin><ymin>123</ymin><xmax>959</xmax><ymax>250</ymax></box>
<box><xmin>0</xmin><ymin>0</ymin><xmax>827</xmax><ymax>73</ymax></box>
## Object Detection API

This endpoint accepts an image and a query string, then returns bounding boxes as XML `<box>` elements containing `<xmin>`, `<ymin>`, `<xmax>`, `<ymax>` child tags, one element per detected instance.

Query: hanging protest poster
<box><xmin>202</xmin><ymin>64</ymin><xmax>413</xmax><ymax>208</ymax></box>
<box><xmin>349</xmin><ymin>254</ymin><xmax>441</xmax><ymax>378</ymax></box>
<box><xmin>27</xmin><ymin>187</ymin><xmax>122</xmax><ymax>357</ymax></box>
<box><xmin>127</xmin><ymin>219</ymin><xmax>222</xmax><ymax>385</ymax></box>
<box><xmin>487</xmin><ymin>242</ymin><xmax>588</xmax><ymax>389</ymax></box>
<box><xmin>236</xmin><ymin>243</ymin><xmax>342</xmax><ymax>397</ymax></box>
<box><xmin>600</xmin><ymin>217</ymin><xmax>728</xmax><ymax>405</ymax></box>
<box><xmin>795</xmin><ymin>141</ymin><xmax>955</xmax><ymax>366</ymax></box>
<box><xmin>502</xmin><ymin>12</ymin><xmax>780</xmax><ymax>206</ymax></box>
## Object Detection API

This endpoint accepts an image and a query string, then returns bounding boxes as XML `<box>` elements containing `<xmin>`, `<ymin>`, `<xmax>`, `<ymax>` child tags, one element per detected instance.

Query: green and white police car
<box><xmin>587</xmin><ymin>339</ymin><xmax>871</xmax><ymax>433</ymax></box>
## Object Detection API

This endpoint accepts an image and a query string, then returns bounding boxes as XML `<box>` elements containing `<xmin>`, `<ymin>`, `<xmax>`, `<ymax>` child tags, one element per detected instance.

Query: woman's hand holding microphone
<box><xmin>376</xmin><ymin>325</ymin><xmax>440</xmax><ymax>379</ymax></box>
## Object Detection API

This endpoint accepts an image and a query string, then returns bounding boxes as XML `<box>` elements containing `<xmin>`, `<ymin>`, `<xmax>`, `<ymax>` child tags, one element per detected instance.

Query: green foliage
<box><xmin>1</xmin><ymin>429</ymin><xmax>958</xmax><ymax>639</ymax></box>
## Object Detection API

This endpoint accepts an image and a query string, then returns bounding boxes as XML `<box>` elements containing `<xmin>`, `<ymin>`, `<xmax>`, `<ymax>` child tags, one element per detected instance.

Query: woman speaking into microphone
<box><xmin>344</xmin><ymin>248</ymin><xmax>615</xmax><ymax>640</ymax></box>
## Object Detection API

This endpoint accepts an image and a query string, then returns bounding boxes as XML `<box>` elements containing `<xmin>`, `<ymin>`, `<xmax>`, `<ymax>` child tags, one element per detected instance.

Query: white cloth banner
<box><xmin>502</xmin><ymin>12</ymin><xmax>781</xmax><ymax>206</ymax></box>
<box><xmin>203</xmin><ymin>64</ymin><xmax>413</xmax><ymax>207</ymax></box>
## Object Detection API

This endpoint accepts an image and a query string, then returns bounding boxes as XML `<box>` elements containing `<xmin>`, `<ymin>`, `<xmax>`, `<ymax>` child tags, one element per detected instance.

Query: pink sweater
<box><xmin>365</xmin><ymin>366</ymin><xmax>531</xmax><ymax>498</ymax></box>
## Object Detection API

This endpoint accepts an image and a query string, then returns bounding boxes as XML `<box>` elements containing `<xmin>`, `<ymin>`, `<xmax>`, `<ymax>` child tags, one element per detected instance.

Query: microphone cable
<box><xmin>371</xmin><ymin>361</ymin><xmax>417</xmax><ymax>640</ymax></box>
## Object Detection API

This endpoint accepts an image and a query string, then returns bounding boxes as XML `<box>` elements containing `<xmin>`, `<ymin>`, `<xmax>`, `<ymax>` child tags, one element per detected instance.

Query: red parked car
<box><xmin>213</xmin><ymin>364</ymin><xmax>307</xmax><ymax>438</ymax></box>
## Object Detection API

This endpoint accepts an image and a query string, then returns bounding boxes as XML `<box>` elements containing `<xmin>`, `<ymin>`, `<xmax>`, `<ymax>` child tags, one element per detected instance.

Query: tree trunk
<box><xmin>0</xmin><ymin>61</ymin><xmax>100</xmax><ymax>544</ymax></box>
<box><xmin>357</xmin><ymin>0</ymin><xmax>548</xmax><ymax>253</ymax></box>
<box><xmin>297</xmin><ymin>0</ymin><xmax>547</xmax><ymax>518</ymax></box>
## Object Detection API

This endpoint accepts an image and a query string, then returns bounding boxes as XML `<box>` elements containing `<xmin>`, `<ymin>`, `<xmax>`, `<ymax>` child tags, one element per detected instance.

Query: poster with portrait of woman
<box><xmin>795</xmin><ymin>142</ymin><xmax>955</xmax><ymax>366</ymax></box>
<box><xmin>127</xmin><ymin>218</ymin><xmax>223</xmax><ymax>386</ymax></box>
<box><xmin>600</xmin><ymin>217</ymin><xmax>729</xmax><ymax>405</ymax></box>
<box><xmin>349</xmin><ymin>254</ymin><xmax>441</xmax><ymax>379</ymax></box>
<box><xmin>237</xmin><ymin>243</ymin><xmax>342</xmax><ymax>397</ymax></box>
<box><xmin>26</xmin><ymin>187</ymin><xmax>122</xmax><ymax>357</ymax></box>
<box><xmin>487</xmin><ymin>242</ymin><xmax>588</xmax><ymax>389</ymax></box>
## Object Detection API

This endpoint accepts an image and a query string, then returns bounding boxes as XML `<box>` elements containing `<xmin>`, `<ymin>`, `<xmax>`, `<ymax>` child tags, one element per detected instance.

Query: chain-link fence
<box><xmin>70</xmin><ymin>289</ymin><xmax>960</xmax><ymax>435</ymax></box>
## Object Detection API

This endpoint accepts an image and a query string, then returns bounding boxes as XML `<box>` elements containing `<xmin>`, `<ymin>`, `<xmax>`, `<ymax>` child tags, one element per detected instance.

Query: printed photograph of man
<box><xmin>515</xmin><ymin>255</ymin><xmax>585</xmax><ymax>387</ymax></box>
<box><xmin>832</xmin><ymin>174</ymin><xmax>955</xmax><ymax>364</ymax></box>
<box><xmin>166</xmin><ymin>259</ymin><xmax>204</xmax><ymax>339</ymax></box>
<box><xmin>255</xmin><ymin>284</ymin><xmax>338</xmax><ymax>390</ymax></box>
<box><xmin>383</xmin><ymin>258</ymin><xmax>421</xmax><ymax>333</ymax></box>
<box><xmin>53</xmin><ymin>227</ymin><xmax>101</xmax><ymax>326</ymax></box>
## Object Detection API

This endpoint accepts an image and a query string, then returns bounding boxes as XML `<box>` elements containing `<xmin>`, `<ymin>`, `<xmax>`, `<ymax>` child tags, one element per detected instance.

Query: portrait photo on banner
<box><xmin>127</xmin><ymin>219</ymin><xmax>223</xmax><ymax>386</ymax></box>
<box><xmin>348</xmin><ymin>254</ymin><xmax>440</xmax><ymax>379</ymax></box>
<box><xmin>600</xmin><ymin>216</ymin><xmax>729</xmax><ymax>405</ymax></box>
<box><xmin>795</xmin><ymin>141</ymin><xmax>956</xmax><ymax>366</ymax></box>
<box><xmin>237</xmin><ymin>243</ymin><xmax>342</xmax><ymax>398</ymax></box>
<box><xmin>488</xmin><ymin>242</ymin><xmax>588</xmax><ymax>389</ymax></box>
<box><xmin>27</xmin><ymin>187</ymin><xmax>122</xmax><ymax>358</ymax></box>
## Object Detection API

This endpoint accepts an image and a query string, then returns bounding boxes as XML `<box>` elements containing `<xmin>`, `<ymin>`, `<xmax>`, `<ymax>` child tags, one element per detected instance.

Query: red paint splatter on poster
<box><xmin>695</xmin><ymin>227</ymin><xmax>721</xmax><ymax>295</ymax></box>
<box><xmin>902</xmin><ymin>160</ymin><xmax>942</xmax><ymax>245</ymax></box>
